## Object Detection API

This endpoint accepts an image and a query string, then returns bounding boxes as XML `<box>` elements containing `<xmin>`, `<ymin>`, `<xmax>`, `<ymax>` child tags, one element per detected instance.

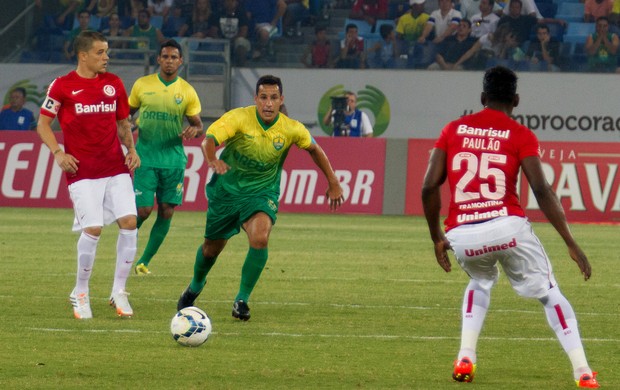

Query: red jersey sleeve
<box><xmin>40</xmin><ymin>77</ymin><xmax>64</xmax><ymax>119</ymax></box>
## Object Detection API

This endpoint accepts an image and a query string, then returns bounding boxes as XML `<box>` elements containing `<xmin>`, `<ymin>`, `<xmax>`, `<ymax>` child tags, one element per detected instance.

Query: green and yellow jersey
<box><xmin>129</xmin><ymin>73</ymin><xmax>201</xmax><ymax>169</ymax></box>
<box><xmin>207</xmin><ymin>106</ymin><xmax>314</xmax><ymax>197</ymax></box>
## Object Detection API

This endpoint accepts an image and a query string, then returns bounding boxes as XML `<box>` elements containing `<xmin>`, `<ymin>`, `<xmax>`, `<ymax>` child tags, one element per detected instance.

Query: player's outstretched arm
<box><xmin>117</xmin><ymin>118</ymin><xmax>140</xmax><ymax>172</ymax></box>
<box><xmin>202</xmin><ymin>136</ymin><xmax>230</xmax><ymax>175</ymax></box>
<box><xmin>521</xmin><ymin>156</ymin><xmax>592</xmax><ymax>280</ymax></box>
<box><xmin>37</xmin><ymin>114</ymin><xmax>79</xmax><ymax>174</ymax></box>
<box><xmin>306</xmin><ymin>143</ymin><xmax>344</xmax><ymax>211</ymax></box>
<box><xmin>421</xmin><ymin>148</ymin><xmax>452</xmax><ymax>273</ymax></box>
<box><xmin>180</xmin><ymin>114</ymin><xmax>204</xmax><ymax>140</ymax></box>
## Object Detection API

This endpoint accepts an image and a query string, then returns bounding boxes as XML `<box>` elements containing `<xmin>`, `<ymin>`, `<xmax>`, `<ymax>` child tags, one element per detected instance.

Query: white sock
<box><xmin>75</xmin><ymin>232</ymin><xmax>99</xmax><ymax>294</ymax></box>
<box><xmin>540</xmin><ymin>286</ymin><xmax>591</xmax><ymax>380</ymax></box>
<box><xmin>112</xmin><ymin>229</ymin><xmax>137</xmax><ymax>294</ymax></box>
<box><xmin>458</xmin><ymin>280</ymin><xmax>491</xmax><ymax>363</ymax></box>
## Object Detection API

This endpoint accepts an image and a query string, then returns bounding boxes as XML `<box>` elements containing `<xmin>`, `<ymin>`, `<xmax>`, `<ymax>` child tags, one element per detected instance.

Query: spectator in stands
<box><xmin>283</xmin><ymin>0</ymin><xmax>309</xmax><ymax>37</ymax></box>
<box><xmin>470</xmin><ymin>0</ymin><xmax>500</xmax><ymax>38</ymax></box>
<box><xmin>322</xmin><ymin>91</ymin><xmax>373</xmax><ymax>137</ymax></box>
<box><xmin>457</xmin><ymin>0</ymin><xmax>501</xmax><ymax>20</ymax></box>
<box><xmin>585</xmin><ymin>0</ymin><xmax>614</xmax><ymax>23</ymax></box>
<box><xmin>55</xmin><ymin>0</ymin><xmax>85</xmax><ymax>30</ymax></box>
<box><xmin>586</xmin><ymin>16</ymin><xmax>619</xmax><ymax>72</ymax></box>
<box><xmin>173</xmin><ymin>0</ymin><xmax>195</xmax><ymax>22</ymax></box>
<box><xmin>207</xmin><ymin>0</ymin><xmax>251</xmax><ymax>66</ymax></box>
<box><xmin>418</xmin><ymin>0</ymin><xmax>462</xmax><ymax>44</ymax></box>
<box><xmin>453</xmin><ymin>23</ymin><xmax>518</xmax><ymax>69</ymax></box>
<box><xmin>396</xmin><ymin>0</ymin><xmax>429</xmax><ymax>56</ymax></box>
<box><xmin>177</xmin><ymin>0</ymin><xmax>211</xmax><ymax>37</ymax></box>
<box><xmin>502</xmin><ymin>0</ymin><xmax>542</xmax><ymax>18</ymax></box>
<box><xmin>0</xmin><ymin>88</ymin><xmax>36</xmax><ymax>131</ymax></box>
<box><xmin>496</xmin><ymin>0</ymin><xmax>536</xmax><ymax>45</ymax></box>
<box><xmin>367</xmin><ymin>23</ymin><xmax>398</xmax><ymax>68</ymax></box>
<box><xmin>349</xmin><ymin>0</ymin><xmax>389</xmax><ymax>33</ymax></box>
<box><xmin>337</xmin><ymin>23</ymin><xmax>367</xmax><ymax>68</ymax></box>
<box><xmin>64</xmin><ymin>9</ymin><xmax>92</xmax><ymax>61</ymax></box>
<box><xmin>148</xmin><ymin>0</ymin><xmax>174</xmax><ymax>20</ymax></box>
<box><xmin>427</xmin><ymin>18</ymin><xmax>478</xmax><ymax>69</ymax></box>
<box><xmin>498</xmin><ymin>0</ymin><xmax>565</xmax><ymax>45</ymax></box>
<box><xmin>124</xmin><ymin>9</ymin><xmax>166</xmax><ymax>50</ymax></box>
<box><xmin>525</xmin><ymin>23</ymin><xmax>561</xmax><ymax>71</ymax></box>
<box><xmin>245</xmin><ymin>0</ymin><xmax>287</xmax><ymax>60</ymax></box>
<box><xmin>129</xmin><ymin>0</ymin><xmax>148</xmax><ymax>18</ymax></box>
<box><xmin>84</xmin><ymin>0</ymin><xmax>119</xmax><ymax>17</ymax></box>
<box><xmin>101</xmin><ymin>12</ymin><xmax>126</xmax><ymax>47</ymax></box>
<box><xmin>300</xmin><ymin>25</ymin><xmax>334</xmax><ymax>67</ymax></box>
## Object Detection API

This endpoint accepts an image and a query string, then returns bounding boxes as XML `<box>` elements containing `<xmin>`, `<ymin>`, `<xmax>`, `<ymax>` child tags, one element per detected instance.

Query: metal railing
<box><xmin>0</xmin><ymin>1</ymin><xmax>37</xmax><ymax>62</ymax></box>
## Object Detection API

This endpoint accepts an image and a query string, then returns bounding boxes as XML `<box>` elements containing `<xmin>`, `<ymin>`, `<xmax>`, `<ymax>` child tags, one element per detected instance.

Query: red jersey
<box><xmin>352</xmin><ymin>0</ymin><xmax>388</xmax><ymax>17</ymax></box>
<box><xmin>435</xmin><ymin>108</ymin><xmax>540</xmax><ymax>231</ymax></box>
<box><xmin>40</xmin><ymin>71</ymin><xmax>131</xmax><ymax>185</ymax></box>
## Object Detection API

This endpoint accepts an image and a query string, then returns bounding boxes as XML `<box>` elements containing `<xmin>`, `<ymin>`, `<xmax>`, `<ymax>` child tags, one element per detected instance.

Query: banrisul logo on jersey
<box><xmin>317</xmin><ymin>85</ymin><xmax>390</xmax><ymax>136</ymax></box>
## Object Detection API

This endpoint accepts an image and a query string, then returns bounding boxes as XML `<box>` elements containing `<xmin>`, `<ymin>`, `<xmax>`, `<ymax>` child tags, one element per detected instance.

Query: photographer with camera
<box><xmin>322</xmin><ymin>91</ymin><xmax>374</xmax><ymax>137</ymax></box>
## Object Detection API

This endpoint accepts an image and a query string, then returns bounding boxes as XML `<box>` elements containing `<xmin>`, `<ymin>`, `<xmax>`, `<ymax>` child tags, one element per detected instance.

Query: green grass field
<box><xmin>0</xmin><ymin>207</ymin><xmax>617</xmax><ymax>389</ymax></box>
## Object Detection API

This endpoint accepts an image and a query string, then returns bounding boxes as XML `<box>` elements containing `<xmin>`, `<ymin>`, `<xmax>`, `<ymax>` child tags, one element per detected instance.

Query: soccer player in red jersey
<box><xmin>421</xmin><ymin>66</ymin><xmax>599</xmax><ymax>388</ymax></box>
<box><xmin>37</xmin><ymin>31</ymin><xmax>141</xmax><ymax>320</ymax></box>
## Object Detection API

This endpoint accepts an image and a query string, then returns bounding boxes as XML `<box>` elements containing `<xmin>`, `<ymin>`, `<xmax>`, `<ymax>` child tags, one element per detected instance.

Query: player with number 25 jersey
<box><xmin>435</xmin><ymin>107</ymin><xmax>539</xmax><ymax>231</ymax></box>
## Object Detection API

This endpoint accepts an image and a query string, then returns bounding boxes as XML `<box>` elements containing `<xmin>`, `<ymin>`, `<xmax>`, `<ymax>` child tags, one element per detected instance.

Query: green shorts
<box><xmin>134</xmin><ymin>166</ymin><xmax>185</xmax><ymax>207</ymax></box>
<box><xmin>204</xmin><ymin>189</ymin><xmax>279</xmax><ymax>240</ymax></box>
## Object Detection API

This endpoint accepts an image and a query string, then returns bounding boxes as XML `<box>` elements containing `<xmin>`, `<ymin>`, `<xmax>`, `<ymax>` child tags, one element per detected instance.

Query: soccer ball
<box><xmin>170</xmin><ymin>306</ymin><xmax>212</xmax><ymax>347</ymax></box>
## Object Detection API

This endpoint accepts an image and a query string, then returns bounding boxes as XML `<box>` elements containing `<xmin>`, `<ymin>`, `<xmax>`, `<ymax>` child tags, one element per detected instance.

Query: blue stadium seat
<box><xmin>569</xmin><ymin>41</ymin><xmax>589</xmax><ymax>71</ymax></box>
<box><xmin>162</xmin><ymin>16</ymin><xmax>186</xmax><ymax>37</ymax></box>
<box><xmin>555</xmin><ymin>2</ymin><xmax>585</xmax><ymax>23</ymax></box>
<box><xmin>150</xmin><ymin>15</ymin><xmax>164</xmax><ymax>30</ymax></box>
<box><xmin>564</xmin><ymin>22</ymin><xmax>595</xmax><ymax>43</ymax></box>
<box><xmin>536</xmin><ymin>2</ymin><xmax>558</xmax><ymax>18</ymax></box>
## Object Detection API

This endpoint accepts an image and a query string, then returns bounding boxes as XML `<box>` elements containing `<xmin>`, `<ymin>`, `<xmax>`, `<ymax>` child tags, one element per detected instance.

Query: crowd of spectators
<box><xmin>27</xmin><ymin>0</ymin><xmax>620</xmax><ymax>72</ymax></box>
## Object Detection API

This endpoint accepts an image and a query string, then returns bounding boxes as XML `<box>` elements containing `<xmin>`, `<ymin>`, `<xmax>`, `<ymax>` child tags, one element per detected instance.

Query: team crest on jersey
<box><xmin>103</xmin><ymin>85</ymin><xmax>115</xmax><ymax>96</ymax></box>
<box><xmin>272</xmin><ymin>134</ymin><xmax>285</xmax><ymax>151</ymax></box>
<box><xmin>174</xmin><ymin>93</ymin><xmax>183</xmax><ymax>104</ymax></box>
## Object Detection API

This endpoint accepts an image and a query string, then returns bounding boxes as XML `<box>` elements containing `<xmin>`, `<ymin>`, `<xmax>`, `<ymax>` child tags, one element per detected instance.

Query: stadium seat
<box><xmin>150</xmin><ymin>15</ymin><xmax>164</xmax><ymax>30</ymax></box>
<box><xmin>564</xmin><ymin>22</ymin><xmax>595</xmax><ymax>44</ymax></box>
<box><xmin>536</xmin><ymin>2</ymin><xmax>558</xmax><ymax>18</ymax></box>
<box><xmin>568</xmin><ymin>42</ymin><xmax>589</xmax><ymax>71</ymax></box>
<box><xmin>555</xmin><ymin>2</ymin><xmax>585</xmax><ymax>23</ymax></box>
<box><xmin>162</xmin><ymin>16</ymin><xmax>186</xmax><ymax>37</ymax></box>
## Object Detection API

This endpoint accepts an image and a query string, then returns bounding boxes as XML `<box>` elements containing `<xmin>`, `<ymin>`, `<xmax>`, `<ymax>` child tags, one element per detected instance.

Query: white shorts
<box><xmin>68</xmin><ymin>173</ymin><xmax>137</xmax><ymax>232</ymax></box>
<box><xmin>446</xmin><ymin>216</ymin><xmax>557</xmax><ymax>298</ymax></box>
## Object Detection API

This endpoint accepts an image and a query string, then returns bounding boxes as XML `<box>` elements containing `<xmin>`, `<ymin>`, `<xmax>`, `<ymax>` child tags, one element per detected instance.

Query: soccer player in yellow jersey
<box><xmin>129</xmin><ymin>39</ymin><xmax>203</xmax><ymax>275</ymax></box>
<box><xmin>177</xmin><ymin>75</ymin><xmax>345</xmax><ymax>320</ymax></box>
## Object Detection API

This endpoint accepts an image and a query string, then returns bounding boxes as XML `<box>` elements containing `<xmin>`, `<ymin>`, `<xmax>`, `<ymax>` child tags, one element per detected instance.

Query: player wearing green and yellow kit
<box><xmin>177</xmin><ymin>75</ymin><xmax>345</xmax><ymax>320</ymax></box>
<box><xmin>129</xmin><ymin>39</ymin><xmax>203</xmax><ymax>275</ymax></box>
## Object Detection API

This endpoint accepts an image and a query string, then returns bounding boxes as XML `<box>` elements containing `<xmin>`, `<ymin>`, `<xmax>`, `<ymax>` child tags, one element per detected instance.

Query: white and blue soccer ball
<box><xmin>170</xmin><ymin>306</ymin><xmax>212</xmax><ymax>347</ymax></box>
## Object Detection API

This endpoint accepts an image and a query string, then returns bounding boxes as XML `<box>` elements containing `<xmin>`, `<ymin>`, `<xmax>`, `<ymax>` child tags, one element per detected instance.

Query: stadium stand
<box><xmin>555</xmin><ymin>2</ymin><xmax>585</xmax><ymax>23</ymax></box>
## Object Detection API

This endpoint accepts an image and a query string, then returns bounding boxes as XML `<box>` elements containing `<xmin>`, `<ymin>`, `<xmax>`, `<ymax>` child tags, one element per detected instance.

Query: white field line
<box><xmin>26</xmin><ymin>327</ymin><xmax>620</xmax><ymax>343</ymax></box>
<box><xmin>6</xmin><ymin>295</ymin><xmax>616</xmax><ymax>318</ymax></box>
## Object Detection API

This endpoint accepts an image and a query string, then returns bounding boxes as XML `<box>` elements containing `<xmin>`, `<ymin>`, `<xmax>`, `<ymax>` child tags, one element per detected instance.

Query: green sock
<box><xmin>235</xmin><ymin>247</ymin><xmax>268</xmax><ymax>302</ymax></box>
<box><xmin>190</xmin><ymin>245</ymin><xmax>217</xmax><ymax>293</ymax></box>
<box><xmin>137</xmin><ymin>216</ymin><xmax>171</xmax><ymax>266</ymax></box>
